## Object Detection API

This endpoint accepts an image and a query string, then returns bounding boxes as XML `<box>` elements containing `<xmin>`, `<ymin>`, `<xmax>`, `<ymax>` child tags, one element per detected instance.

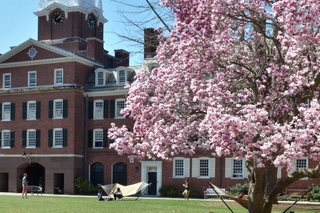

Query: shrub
<box><xmin>74</xmin><ymin>176</ymin><xmax>99</xmax><ymax>195</ymax></box>
<box><xmin>229</xmin><ymin>183</ymin><xmax>249</xmax><ymax>196</ymax></box>
<box><xmin>159</xmin><ymin>184</ymin><xmax>197</xmax><ymax>198</ymax></box>
<box><xmin>308</xmin><ymin>184</ymin><xmax>320</xmax><ymax>201</ymax></box>
<box><xmin>159</xmin><ymin>185</ymin><xmax>181</xmax><ymax>197</ymax></box>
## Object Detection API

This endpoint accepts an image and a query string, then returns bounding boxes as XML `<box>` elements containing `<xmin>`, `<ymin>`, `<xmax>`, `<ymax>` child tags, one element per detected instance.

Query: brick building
<box><xmin>1</xmin><ymin>0</ymin><xmax>319</xmax><ymax>197</ymax></box>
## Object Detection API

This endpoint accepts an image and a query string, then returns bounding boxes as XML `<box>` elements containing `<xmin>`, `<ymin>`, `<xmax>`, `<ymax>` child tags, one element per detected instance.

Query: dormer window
<box><xmin>117</xmin><ymin>70</ymin><xmax>126</xmax><ymax>85</ymax></box>
<box><xmin>96</xmin><ymin>70</ymin><xmax>105</xmax><ymax>87</ymax></box>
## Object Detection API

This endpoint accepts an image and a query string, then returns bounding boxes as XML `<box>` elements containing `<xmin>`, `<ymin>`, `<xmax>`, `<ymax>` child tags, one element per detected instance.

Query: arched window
<box><xmin>90</xmin><ymin>162</ymin><xmax>104</xmax><ymax>185</ymax></box>
<box><xmin>113</xmin><ymin>162</ymin><xmax>127</xmax><ymax>185</ymax></box>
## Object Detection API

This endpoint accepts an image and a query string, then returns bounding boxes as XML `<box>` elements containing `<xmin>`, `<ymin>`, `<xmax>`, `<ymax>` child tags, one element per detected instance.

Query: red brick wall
<box><xmin>38</xmin><ymin>10</ymin><xmax>102</xmax><ymax>42</ymax></box>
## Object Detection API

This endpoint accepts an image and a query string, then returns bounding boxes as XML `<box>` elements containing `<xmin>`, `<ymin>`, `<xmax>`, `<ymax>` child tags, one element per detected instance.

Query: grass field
<box><xmin>1</xmin><ymin>194</ymin><xmax>320</xmax><ymax>213</ymax></box>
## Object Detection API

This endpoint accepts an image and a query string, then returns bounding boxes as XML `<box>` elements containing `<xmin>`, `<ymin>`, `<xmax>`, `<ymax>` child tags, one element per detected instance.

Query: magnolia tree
<box><xmin>109</xmin><ymin>0</ymin><xmax>320</xmax><ymax>212</ymax></box>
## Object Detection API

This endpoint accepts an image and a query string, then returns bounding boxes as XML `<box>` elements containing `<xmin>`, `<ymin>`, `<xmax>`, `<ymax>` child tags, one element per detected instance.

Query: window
<box><xmin>22</xmin><ymin>129</ymin><xmax>40</xmax><ymax>148</ymax></box>
<box><xmin>1</xmin><ymin>102</ymin><xmax>14</xmax><ymax>121</ymax></box>
<box><xmin>90</xmin><ymin>162</ymin><xmax>104</xmax><ymax>185</ymax></box>
<box><xmin>192</xmin><ymin>158</ymin><xmax>215</xmax><ymax>178</ymax></box>
<box><xmin>233</xmin><ymin>159</ymin><xmax>243</xmax><ymax>178</ymax></box>
<box><xmin>49</xmin><ymin>100</ymin><xmax>67</xmax><ymax>119</ymax></box>
<box><xmin>173</xmin><ymin>158</ymin><xmax>190</xmax><ymax>178</ymax></box>
<box><xmin>28</xmin><ymin>71</ymin><xmax>37</xmax><ymax>87</ymax></box>
<box><xmin>295</xmin><ymin>158</ymin><xmax>308</xmax><ymax>180</ymax></box>
<box><xmin>54</xmin><ymin>69</ymin><xmax>63</xmax><ymax>85</ymax></box>
<box><xmin>199</xmin><ymin>159</ymin><xmax>209</xmax><ymax>177</ymax></box>
<box><xmin>48</xmin><ymin>128</ymin><xmax>67</xmax><ymax>148</ymax></box>
<box><xmin>23</xmin><ymin>101</ymin><xmax>40</xmax><ymax>120</ymax></box>
<box><xmin>94</xmin><ymin>100</ymin><xmax>103</xmax><ymax>119</ymax></box>
<box><xmin>1</xmin><ymin>130</ymin><xmax>14</xmax><ymax>148</ymax></box>
<box><xmin>27</xmin><ymin>130</ymin><xmax>36</xmax><ymax>147</ymax></box>
<box><xmin>93</xmin><ymin>129</ymin><xmax>103</xmax><ymax>148</ymax></box>
<box><xmin>296</xmin><ymin>158</ymin><xmax>307</xmax><ymax>169</ymax></box>
<box><xmin>115</xmin><ymin>99</ymin><xmax>125</xmax><ymax>118</ymax></box>
<box><xmin>117</xmin><ymin>70</ymin><xmax>126</xmax><ymax>85</ymax></box>
<box><xmin>54</xmin><ymin>129</ymin><xmax>63</xmax><ymax>147</ymax></box>
<box><xmin>54</xmin><ymin>100</ymin><xmax>63</xmax><ymax>118</ymax></box>
<box><xmin>28</xmin><ymin>101</ymin><xmax>36</xmax><ymax>119</ymax></box>
<box><xmin>96</xmin><ymin>71</ymin><xmax>105</xmax><ymax>86</ymax></box>
<box><xmin>3</xmin><ymin>73</ymin><xmax>11</xmax><ymax>88</ymax></box>
<box><xmin>225</xmin><ymin>158</ymin><xmax>247</xmax><ymax>179</ymax></box>
<box><xmin>89</xmin><ymin>129</ymin><xmax>107</xmax><ymax>148</ymax></box>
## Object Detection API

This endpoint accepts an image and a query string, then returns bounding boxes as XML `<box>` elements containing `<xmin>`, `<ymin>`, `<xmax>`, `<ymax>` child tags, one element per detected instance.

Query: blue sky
<box><xmin>0</xmin><ymin>0</ymin><xmax>159</xmax><ymax>66</ymax></box>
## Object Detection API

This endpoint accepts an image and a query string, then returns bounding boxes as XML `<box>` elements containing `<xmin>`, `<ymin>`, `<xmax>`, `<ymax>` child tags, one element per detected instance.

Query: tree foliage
<box><xmin>109</xmin><ymin>0</ymin><xmax>320</xmax><ymax>212</ymax></box>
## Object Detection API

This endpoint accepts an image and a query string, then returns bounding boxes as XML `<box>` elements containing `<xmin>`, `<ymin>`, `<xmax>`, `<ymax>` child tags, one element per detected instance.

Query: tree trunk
<box><xmin>247</xmin><ymin>163</ymin><xmax>278</xmax><ymax>213</ymax></box>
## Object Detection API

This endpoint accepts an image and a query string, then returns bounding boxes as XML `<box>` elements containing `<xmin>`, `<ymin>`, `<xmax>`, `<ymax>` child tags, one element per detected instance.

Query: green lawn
<box><xmin>0</xmin><ymin>195</ymin><xmax>319</xmax><ymax>213</ymax></box>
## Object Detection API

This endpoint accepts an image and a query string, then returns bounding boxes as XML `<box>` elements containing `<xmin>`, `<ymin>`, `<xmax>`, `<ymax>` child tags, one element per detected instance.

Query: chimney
<box><xmin>115</xmin><ymin>49</ymin><xmax>130</xmax><ymax>66</ymax></box>
<box><xmin>144</xmin><ymin>28</ymin><xmax>159</xmax><ymax>59</ymax></box>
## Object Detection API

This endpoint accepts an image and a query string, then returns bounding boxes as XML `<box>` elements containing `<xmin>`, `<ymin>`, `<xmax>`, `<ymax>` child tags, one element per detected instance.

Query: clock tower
<box><xmin>34</xmin><ymin>0</ymin><xmax>107</xmax><ymax>62</ymax></box>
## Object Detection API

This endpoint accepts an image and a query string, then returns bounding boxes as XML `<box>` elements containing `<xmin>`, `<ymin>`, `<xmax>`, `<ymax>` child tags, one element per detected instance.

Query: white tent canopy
<box><xmin>99</xmin><ymin>181</ymin><xmax>151</xmax><ymax>200</ymax></box>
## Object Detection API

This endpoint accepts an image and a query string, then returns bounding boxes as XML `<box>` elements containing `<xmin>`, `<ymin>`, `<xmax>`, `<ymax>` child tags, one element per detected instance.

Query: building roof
<box><xmin>0</xmin><ymin>38</ymin><xmax>103</xmax><ymax>68</ymax></box>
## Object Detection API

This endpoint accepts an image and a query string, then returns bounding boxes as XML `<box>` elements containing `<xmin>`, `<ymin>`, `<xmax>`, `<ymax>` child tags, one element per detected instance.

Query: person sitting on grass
<box><xmin>114</xmin><ymin>187</ymin><xmax>123</xmax><ymax>201</ymax></box>
<box><xmin>97</xmin><ymin>190</ymin><xmax>105</xmax><ymax>201</ymax></box>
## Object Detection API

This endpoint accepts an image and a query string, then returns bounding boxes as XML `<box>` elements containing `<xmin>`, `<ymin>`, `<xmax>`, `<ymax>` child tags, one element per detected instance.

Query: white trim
<box><xmin>26</xmin><ymin>100</ymin><xmax>37</xmax><ymax>120</ymax></box>
<box><xmin>53</xmin><ymin>128</ymin><xmax>63</xmax><ymax>147</ymax></box>
<box><xmin>28</xmin><ymin>71</ymin><xmax>37</xmax><ymax>87</ymax></box>
<box><xmin>172</xmin><ymin>157</ymin><xmax>190</xmax><ymax>178</ymax></box>
<box><xmin>141</xmin><ymin>160</ymin><xmax>162</xmax><ymax>196</ymax></box>
<box><xmin>54</xmin><ymin>68</ymin><xmax>64</xmax><ymax>85</ymax></box>
<box><xmin>3</xmin><ymin>73</ymin><xmax>11</xmax><ymax>88</ymax></box>
<box><xmin>93</xmin><ymin>100</ymin><xmax>104</xmax><ymax>119</ymax></box>
<box><xmin>1</xmin><ymin>102</ymin><xmax>11</xmax><ymax>121</ymax></box>
<box><xmin>0</xmin><ymin>56</ymin><xmax>99</xmax><ymax>68</ymax></box>
<box><xmin>0</xmin><ymin>130</ymin><xmax>11</xmax><ymax>148</ymax></box>
<box><xmin>26</xmin><ymin>129</ymin><xmax>37</xmax><ymax>148</ymax></box>
<box><xmin>93</xmin><ymin>128</ymin><xmax>103</xmax><ymax>148</ymax></box>
<box><xmin>53</xmin><ymin>99</ymin><xmax>63</xmax><ymax>119</ymax></box>
<box><xmin>115</xmin><ymin>98</ymin><xmax>126</xmax><ymax>118</ymax></box>
<box><xmin>83</xmin><ymin>89</ymin><xmax>129</xmax><ymax>97</ymax></box>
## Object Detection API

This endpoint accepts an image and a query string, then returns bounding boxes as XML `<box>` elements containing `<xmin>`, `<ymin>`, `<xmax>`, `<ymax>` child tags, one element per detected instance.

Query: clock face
<box><xmin>87</xmin><ymin>15</ymin><xmax>95</xmax><ymax>29</ymax></box>
<box><xmin>52</xmin><ymin>11</ymin><xmax>64</xmax><ymax>25</ymax></box>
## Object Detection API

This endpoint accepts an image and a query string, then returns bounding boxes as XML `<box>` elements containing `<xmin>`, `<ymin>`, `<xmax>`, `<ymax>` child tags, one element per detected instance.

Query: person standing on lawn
<box><xmin>182</xmin><ymin>179</ymin><xmax>190</xmax><ymax>200</ymax></box>
<box><xmin>22</xmin><ymin>173</ymin><xmax>28</xmax><ymax>199</ymax></box>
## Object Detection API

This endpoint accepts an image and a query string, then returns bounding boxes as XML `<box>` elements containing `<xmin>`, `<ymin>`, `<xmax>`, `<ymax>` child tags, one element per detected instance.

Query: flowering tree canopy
<box><xmin>109</xmin><ymin>0</ymin><xmax>320</xmax><ymax>212</ymax></box>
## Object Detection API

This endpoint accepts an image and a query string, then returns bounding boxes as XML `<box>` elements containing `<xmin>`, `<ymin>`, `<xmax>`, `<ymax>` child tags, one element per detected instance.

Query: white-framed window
<box><xmin>1</xmin><ymin>130</ymin><xmax>11</xmax><ymax>148</ymax></box>
<box><xmin>199</xmin><ymin>159</ymin><xmax>209</xmax><ymax>176</ymax></box>
<box><xmin>3</xmin><ymin>73</ymin><xmax>11</xmax><ymax>88</ymax></box>
<box><xmin>54</xmin><ymin>99</ymin><xmax>63</xmax><ymax>118</ymax></box>
<box><xmin>293</xmin><ymin>158</ymin><xmax>309</xmax><ymax>180</ymax></box>
<box><xmin>28</xmin><ymin>71</ymin><xmax>37</xmax><ymax>87</ymax></box>
<box><xmin>173</xmin><ymin>157</ymin><xmax>190</xmax><ymax>178</ymax></box>
<box><xmin>225</xmin><ymin>158</ymin><xmax>248</xmax><ymax>179</ymax></box>
<box><xmin>27</xmin><ymin>101</ymin><xmax>36</xmax><ymax>120</ymax></box>
<box><xmin>94</xmin><ymin>100</ymin><xmax>104</xmax><ymax>119</ymax></box>
<box><xmin>233</xmin><ymin>159</ymin><xmax>243</xmax><ymax>178</ymax></box>
<box><xmin>96</xmin><ymin>71</ymin><xmax>105</xmax><ymax>86</ymax></box>
<box><xmin>54</xmin><ymin>69</ymin><xmax>63</xmax><ymax>85</ymax></box>
<box><xmin>2</xmin><ymin>102</ymin><xmax>11</xmax><ymax>121</ymax></box>
<box><xmin>115</xmin><ymin>99</ymin><xmax>125</xmax><ymax>118</ymax></box>
<box><xmin>117</xmin><ymin>70</ymin><xmax>126</xmax><ymax>85</ymax></box>
<box><xmin>53</xmin><ymin>128</ymin><xmax>63</xmax><ymax>147</ymax></box>
<box><xmin>27</xmin><ymin>129</ymin><xmax>36</xmax><ymax>148</ymax></box>
<box><xmin>93</xmin><ymin>129</ymin><xmax>103</xmax><ymax>148</ymax></box>
<box><xmin>192</xmin><ymin>157</ymin><xmax>215</xmax><ymax>178</ymax></box>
